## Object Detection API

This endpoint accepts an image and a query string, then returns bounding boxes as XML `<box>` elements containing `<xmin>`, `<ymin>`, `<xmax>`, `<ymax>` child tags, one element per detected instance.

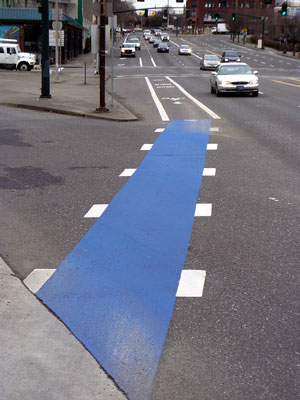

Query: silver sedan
<box><xmin>200</xmin><ymin>54</ymin><xmax>220</xmax><ymax>70</ymax></box>
<box><xmin>178</xmin><ymin>45</ymin><xmax>192</xmax><ymax>55</ymax></box>
<box><xmin>210</xmin><ymin>62</ymin><xmax>259</xmax><ymax>97</ymax></box>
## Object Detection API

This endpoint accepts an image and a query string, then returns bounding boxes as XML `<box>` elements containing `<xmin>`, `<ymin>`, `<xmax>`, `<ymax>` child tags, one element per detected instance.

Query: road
<box><xmin>1</xmin><ymin>33</ymin><xmax>300</xmax><ymax>399</ymax></box>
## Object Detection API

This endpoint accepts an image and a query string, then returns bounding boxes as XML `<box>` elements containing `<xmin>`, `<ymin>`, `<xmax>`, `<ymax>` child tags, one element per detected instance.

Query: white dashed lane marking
<box><xmin>24</xmin><ymin>269</ymin><xmax>56</xmax><ymax>293</ymax></box>
<box><xmin>195</xmin><ymin>203</ymin><xmax>212</xmax><ymax>217</ymax></box>
<box><xmin>84</xmin><ymin>204</ymin><xmax>108</xmax><ymax>218</ymax></box>
<box><xmin>119</xmin><ymin>169</ymin><xmax>136</xmax><ymax>177</ymax></box>
<box><xmin>176</xmin><ymin>270</ymin><xmax>206</xmax><ymax>297</ymax></box>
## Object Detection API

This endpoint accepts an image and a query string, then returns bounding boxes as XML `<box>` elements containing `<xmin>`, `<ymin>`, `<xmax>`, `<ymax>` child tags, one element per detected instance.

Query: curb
<box><xmin>0</xmin><ymin>102</ymin><xmax>138</xmax><ymax>122</ymax></box>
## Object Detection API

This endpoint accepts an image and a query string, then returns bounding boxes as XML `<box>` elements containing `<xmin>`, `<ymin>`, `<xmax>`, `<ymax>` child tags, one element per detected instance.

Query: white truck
<box><xmin>211</xmin><ymin>23</ymin><xmax>229</xmax><ymax>34</ymax></box>
<box><xmin>0</xmin><ymin>38</ymin><xmax>36</xmax><ymax>71</ymax></box>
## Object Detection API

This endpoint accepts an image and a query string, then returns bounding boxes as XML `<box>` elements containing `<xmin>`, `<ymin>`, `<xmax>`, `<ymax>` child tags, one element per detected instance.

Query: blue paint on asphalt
<box><xmin>37</xmin><ymin>119</ymin><xmax>211</xmax><ymax>400</ymax></box>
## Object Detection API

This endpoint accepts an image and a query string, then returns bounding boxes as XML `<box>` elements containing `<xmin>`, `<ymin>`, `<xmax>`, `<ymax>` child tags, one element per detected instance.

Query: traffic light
<box><xmin>215</xmin><ymin>13</ymin><xmax>219</xmax><ymax>21</ymax></box>
<box><xmin>186</xmin><ymin>9</ymin><xmax>190</xmax><ymax>18</ymax></box>
<box><xmin>189</xmin><ymin>19</ymin><xmax>193</xmax><ymax>25</ymax></box>
<box><xmin>176</xmin><ymin>0</ymin><xmax>184</xmax><ymax>2</ymax></box>
<box><xmin>145</xmin><ymin>9</ymin><xmax>148</xmax><ymax>17</ymax></box>
<box><xmin>137</xmin><ymin>0</ymin><xmax>144</xmax><ymax>2</ymax></box>
<box><xmin>163</xmin><ymin>9</ymin><xmax>168</xmax><ymax>17</ymax></box>
<box><xmin>281</xmin><ymin>2</ymin><xmax>287</xmax><ymax>15</ymax></box>
<box><xmin>232</xmin><ymin>13</ymin><xmax>236</xmax><ymax>21</ymax></box>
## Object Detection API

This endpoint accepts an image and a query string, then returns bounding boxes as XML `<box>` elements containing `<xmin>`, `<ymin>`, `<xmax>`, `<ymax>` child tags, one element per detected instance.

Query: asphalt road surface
<box><xmin>1</xmin><ymin>33</ymin><xmax>299</xmax><ymax>399</ymax></box>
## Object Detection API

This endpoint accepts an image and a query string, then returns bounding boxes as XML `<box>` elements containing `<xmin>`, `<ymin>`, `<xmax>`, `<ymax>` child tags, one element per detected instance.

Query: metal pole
<box><xmin>261</xmin><ymin>17</ymin><xmax>265</xmax><ymax>50</ymax></box>
<box><xmin>40</xmin><ymin>0</ymin><xmax>51</xmax><ymax>98</ymax></box>
<box><xmin>110</xmin><ymin>15</ymin><xmax>114</xmax><ymax>107</ymax></box>
<box><xmin>55</xmin><ymin>0</ymin><xmax>59</xmax><ymax>82</ymax></box>
<box><xmin>96</xmin><ymin>12</ymin><xmax>108</xmax><ymax>111</ymax></box>
<box><xmin>167</xmin><ymin>0</ymin><xmax>169</xmax><ymax>28</ymax></box>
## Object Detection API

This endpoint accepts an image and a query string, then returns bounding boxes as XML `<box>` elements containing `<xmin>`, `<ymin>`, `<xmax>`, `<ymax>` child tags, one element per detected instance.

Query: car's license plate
<box><xmin>236</xmin><ymin>86</ymin><xmax>244</xmax><ymax>91</ymax></box>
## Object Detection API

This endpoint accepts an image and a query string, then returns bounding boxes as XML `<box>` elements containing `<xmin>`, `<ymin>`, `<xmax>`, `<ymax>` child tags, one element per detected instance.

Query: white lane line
<box><xmin>84</xmin><ymin>204</ymin><xmax>108</xmax><ymax>218</ymax></box>
<box><xmin>150</xmin><ymin>57</ymin><xmax>157</xmax><ymax>67</ymax></box>
<box><xmin>24</xmin><ymin>269</ymin><xmax>56</xmax><ymax>293</ymax></box>
<box><xmin>270</xmin><ymin>65</ymin><xmax>275</xmax><ymax>67</ymax></box>
<box><xmin>166</xmin><ymin>76</ymin><xmax>221</xmax><ymax>120</ymax></box>
<box><xmin>176</xmin><ymin>270</ymin><xmax>206</xmax><ymax>297</ymax></box>
<box><xmin>155</xmin><ymin>128</ymin><xmax>165</xmax><ymax>132</ymax></box>
<box><xmin>207</xmin><ymin>143</ymin><xmax>218</xmax><ymax>150</ymax></box>
<box><xmin>145</xmin><ymin>77</ymin><xmax>170</xmax><ymax>122</ymax></box>
<box><xmin>195</xmin><ymin>203</ymin><xmax>212</xmax><ymax>217</ymax></box>
<box><xmin>139</xmin><ymin>57</ymin><xmax>143</xmax><ymax>67</ymax></box>
<box><xmin>203</xmin><ymin>168</ymin><xmax>216</xmax><ymax>176</ymax></box>
<box><xmin>259</xmin><ymin>91</ymin><xmax>264</xmax><ymax>95</ymax></box>
<box><xmin>119</xmin><ymin>168</ymin><xmax>136</xmax><ymax>177</ymax></box>
<box><xmin>141</xmin><ymin>144</ymin><xmax>153</xmax><ymax>151</ymax></box>
<box><xmin>210</xmin><ymin>127</ymin><xmax>219</xmax><ymax>131</ymax></box>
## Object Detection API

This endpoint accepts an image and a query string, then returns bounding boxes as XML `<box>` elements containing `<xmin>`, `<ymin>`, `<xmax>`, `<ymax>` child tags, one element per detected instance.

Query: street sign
<box><xmin>52</xmin><ymin>21</ymin><xmax>62</xmax><ymax>31</ymax></box>
<box><xmin>49</xmin><ymin>30</ymin><xmax>64</xmax><ymax>46</ymax></box>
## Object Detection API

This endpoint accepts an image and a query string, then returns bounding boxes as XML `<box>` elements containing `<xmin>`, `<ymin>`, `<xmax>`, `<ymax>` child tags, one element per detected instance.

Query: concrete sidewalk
<box><xmin>0</xmin><ymin>52</ymin><xmax>137</xmax><ymax>122</ymax></box>
<box><xmin>0</xmin><ymin>257</ymin><xmax>127</xmax><ymax>400</ymax></box>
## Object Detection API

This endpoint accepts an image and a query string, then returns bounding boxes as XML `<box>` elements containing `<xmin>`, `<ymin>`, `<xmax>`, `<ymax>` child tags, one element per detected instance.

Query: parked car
<box><xmin>221</xmin><ymin>50</ymin><xmax>241</xmax><ymax>62</ymax></box>
<box><xmin>0</xmin><ymin>38</ymin><xmax>36</xmax><ymax>71</ymax></box>
<box><xmin>178</xmin><ymin>44</ymin><xmax>192</xmax><ymax>55</ymax></box>
<box><xmin>210</xmin><ymin>62</ymin><xmax>259</xmax><ymax>97</ymax></box>
<box><xmin>157</xmin><ymin>42</ymin><xmax>169</xmax><ymax>53</ymax></box>
<box><xmin>120</xmin><ymin>43</ymin><xmax>136</xmax><ymax>57</ymax></box>
<box><xmin>200</xmin><ymin>54</ymin><xmax>220</xmax><ymax>70</ymax></box>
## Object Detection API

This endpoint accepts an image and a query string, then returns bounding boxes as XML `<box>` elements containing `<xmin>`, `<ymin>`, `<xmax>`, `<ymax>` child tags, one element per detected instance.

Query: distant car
<box><xmin>200</xmin><ymin>54</ymin><xmax>220</xmax><ymax>70</ymax></box>
<box><xmin>178</xmin><ymin>44</ymin><xmax>192</xmax><ymax>55</ymax></box>
<box><xmin>161</xmin><ymin>33</ymin><xmax>169</xmax><ymax>41</ymax></box>
<box><xmin>127</xmin><ymin>37</ymin><xmax>141</xmax><ymax>50</ymax></box>
<box><xmin>143</xmin><ymin>30</ymin><xmax>151</xmax><ymax>37</ymax></box>
<box><xmin>210</xmin><ymin>62</ymin><xmax>259</xmax><ymax>97</ymax></box>
<box><xmin>157</xmin><ymin>42</ymin><xmax>169</xmax><ymax>53</ymax></box>
<box><xmin>144</xmin><ymin>32</ymin><xmax>151</xmax><ymax>40</ymax></box>
<box><xmin>153</xmin><ymin>39</ymin><xmax>161</xmax><ymax>48</ymax></box>
<box><xmin>120</xmin><ymin>43</ymin><xmax>136</xmax><ymax>57</ymax></box>
<box><xmin>154</xmin><ymin>29</ymin><xmax>162</xmax><ymax>36</ymax></box>
<box><xmin>221</xmin><ymin>50</ymin><xmax>241</xmax><ymax>62</ymax></box>
<box><xmin>149</xmin><ymin>36</ymin><xmax>155</xmax><ymax>43</ymax></box>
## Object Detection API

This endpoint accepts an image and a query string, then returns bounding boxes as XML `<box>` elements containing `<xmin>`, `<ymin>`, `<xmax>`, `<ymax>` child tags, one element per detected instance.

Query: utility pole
<box><xmin>39</xmin><ymin>0</ymin><xmax>51</xmax><ymax>98</ymax></box>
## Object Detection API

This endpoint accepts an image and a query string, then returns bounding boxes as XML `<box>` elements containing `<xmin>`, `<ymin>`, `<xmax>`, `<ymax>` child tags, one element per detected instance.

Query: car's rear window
<box><xmin>225</xmin><ymin>52</ymin><xmax>238</xmax><ymax>57</ymax></box>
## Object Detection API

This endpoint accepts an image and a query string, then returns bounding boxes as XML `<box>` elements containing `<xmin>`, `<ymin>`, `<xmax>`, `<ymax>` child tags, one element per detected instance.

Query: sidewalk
<box><xmin>0</xmin><ymin>257</ymin><xmax>127</xmax><ymax>400</ymax></box>
<box><xmin>0</xmin><ymin>51</ymin><xmax>137</xmax><ymax>122</ymax></box>
<box><xmin>227</xmin><ymin>36</ymin><xmax>300</xmax><ymax>59</ymax></box>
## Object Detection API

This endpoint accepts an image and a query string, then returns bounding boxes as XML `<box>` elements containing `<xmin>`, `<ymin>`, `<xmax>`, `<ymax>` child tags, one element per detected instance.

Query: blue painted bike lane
<box><xmin>37</xmin><ymin>120</ymin><xmax>211</xmax><ymax>400</ymax></box>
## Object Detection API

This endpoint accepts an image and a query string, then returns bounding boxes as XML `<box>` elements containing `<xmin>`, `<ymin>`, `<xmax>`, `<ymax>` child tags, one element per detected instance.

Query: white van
<box><xmin>0</xmin><ymin>38</ymin><xmax>36</xmax><ymax>71</ymax></box>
